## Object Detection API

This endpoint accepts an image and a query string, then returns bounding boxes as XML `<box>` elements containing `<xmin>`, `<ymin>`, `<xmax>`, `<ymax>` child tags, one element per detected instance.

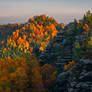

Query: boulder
<box><xmin>55</xmin><ymin>71</ymin><xmax>70</xmax><ymax>92</ymax></box>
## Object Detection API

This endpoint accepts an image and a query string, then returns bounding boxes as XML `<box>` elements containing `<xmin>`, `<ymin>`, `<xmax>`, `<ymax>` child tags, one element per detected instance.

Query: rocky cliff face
<box><xmin>55</xmin><ymin>59</ymin><xmax>92</xmax><ymax>92</ymax></box>
<box><xmin>55</xmin><ymin>34</ymin><xmax>92</xmax><ymax>92</ymax></box>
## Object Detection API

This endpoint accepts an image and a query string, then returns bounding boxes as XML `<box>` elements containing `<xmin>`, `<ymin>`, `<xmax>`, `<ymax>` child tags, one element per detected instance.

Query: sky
<box><xmin>0</xmin><ymin>0</ymin><xmax>92</xmax><ymax>24</ymax></box>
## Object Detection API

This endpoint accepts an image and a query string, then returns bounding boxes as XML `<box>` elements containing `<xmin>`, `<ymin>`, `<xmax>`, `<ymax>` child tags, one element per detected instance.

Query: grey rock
<box><xmin>56</xmin><ymin>71</ymin><xmax>70</xmax><ymax>82</ymax></box>
<box><xmin>80</xmin><ymin>59</ymin><xmax>92</xmax><ymax>64</ymax></box>
<box><xmin>79</xmin><ymin>72</ymin><xmax>92</xmax><ymax>82</ymax></box>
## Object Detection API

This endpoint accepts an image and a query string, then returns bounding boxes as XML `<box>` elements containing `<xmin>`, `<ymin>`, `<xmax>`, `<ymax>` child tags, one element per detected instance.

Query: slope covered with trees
<box><xmin>0</xmin><ymin>15</ymin><xmax>58</xmax><ymax>58</ymax></box>
<box><xmin>0</xmin><ymin>11</ymin><xmax>92</xmax><ymax>92</ymax></box>
<box><xmin>0</xmin><ymin>15</ymin><xmax>58</xmax><ymax>92</ymax></box>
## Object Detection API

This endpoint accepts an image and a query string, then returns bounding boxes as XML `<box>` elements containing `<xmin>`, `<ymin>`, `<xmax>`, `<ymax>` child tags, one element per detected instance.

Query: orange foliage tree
<box><xmin>0</xmin><ymin>15</ymin><xmax>58</xmax><ymax>58</ymax></box>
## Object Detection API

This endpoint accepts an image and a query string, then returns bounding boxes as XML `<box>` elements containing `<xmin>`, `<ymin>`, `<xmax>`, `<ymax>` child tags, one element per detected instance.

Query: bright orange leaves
<box><xmin>27</xmin><ymin>15</ymin><xmax>58</xmax><ymax>52</ymax></box>
<box><xmin>83</xmin><ymin>24</ymin><xmax>90</xmax><ymax>31</ymax></box>
<box><xmin>1</xmin><ymin>15</ymin><xmax>58</xmax><ymax>58</ymax></box>
<box><xmin>64</xmin><ymin>60</ymin><xmax>75</xmax><ymax>70</ymax></box>
<box><xmin>30</xmin><ymin>47</ymin><xmax>33</xmax><ymax>53</ymax></box>
<box><xmin>1</xmin><ymin>40</ymin><xmax>5</xmax><ymax>45</ymax></box>
<box><xmin>12</xmin><ymin>31</ymin><xmax>19</xmax><ymax>40</ymax></box>
<box><xmin>39</xmin><ymin>47</ymin><xmax>44</xmax><ymax>51</ymax></box>
<box><xmin>42</xmin><ymin>15</ymin><xmax>46</xmax><ymax>20</ymax></box>
<box><xmin>23</xmin><ymin>35</ymin><xmax>27</xmax><ymax>40</ymax></box>
<box><xmin>22</xmin><ymin>27</ymin><xmax>26</xmax><ymax>31</ymax></box>
<box><xmin>82</xmin><ymin>24</ymin><xmax>90</xmax><ymax>35</ymax></box>
<box><xmin>17</xmin><ymin>37</ymin><xmax>24</xmax><ymax>44</ymax></box>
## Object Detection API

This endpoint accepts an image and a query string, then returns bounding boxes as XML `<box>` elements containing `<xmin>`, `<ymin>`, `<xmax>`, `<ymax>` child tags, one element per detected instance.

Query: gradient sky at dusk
<box><xmin>0</xmin><ymin>0</ymin><xmax>92</xmax><ymax>24</ymax></box>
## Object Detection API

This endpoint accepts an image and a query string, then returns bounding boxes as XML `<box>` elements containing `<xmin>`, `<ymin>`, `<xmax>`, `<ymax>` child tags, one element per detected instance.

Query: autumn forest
<box><xmin>0</xmin><ymin>11</ymin><xmax>92</xmax><ymax>92</ymax></box>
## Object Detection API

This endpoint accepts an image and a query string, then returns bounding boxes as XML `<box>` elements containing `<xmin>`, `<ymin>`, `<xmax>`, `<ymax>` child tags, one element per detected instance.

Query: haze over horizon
<box><xmin>0</xmin><ymin>0</ymin><xmax>92</xmax><ymax>24</ymax></box>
